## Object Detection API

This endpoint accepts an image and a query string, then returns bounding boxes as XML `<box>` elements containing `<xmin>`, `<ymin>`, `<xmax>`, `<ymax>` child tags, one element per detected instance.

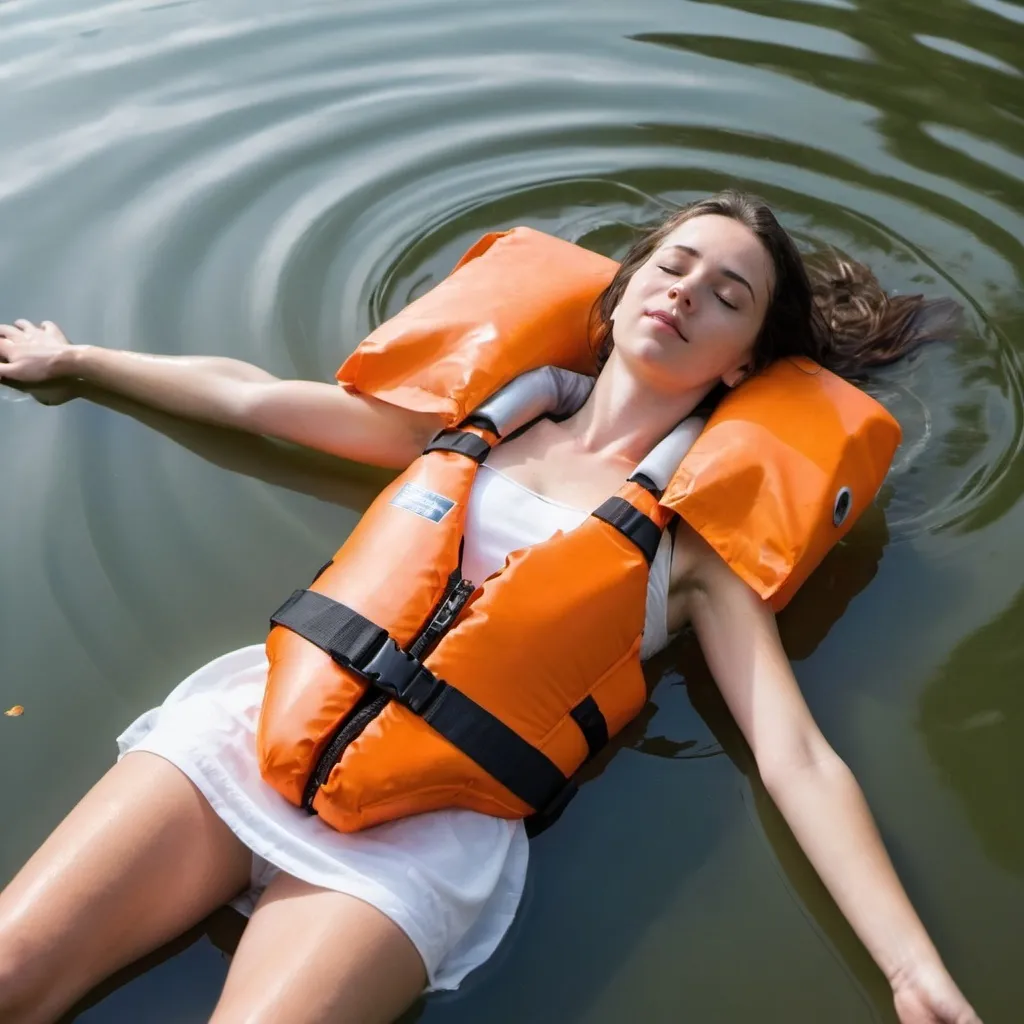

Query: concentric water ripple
<box><xmin>8</xmin><ymin>0</ymin><xmax>1018</xmax><ymax>547</ymax></box>
<box><xmin>1</xmin><ymin>1</ymin><xmax>1023</xmax><ymax>1018</ymax></box>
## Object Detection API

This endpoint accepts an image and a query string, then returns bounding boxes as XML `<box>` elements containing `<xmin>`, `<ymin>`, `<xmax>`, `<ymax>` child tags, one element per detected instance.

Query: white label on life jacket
<box><xmin>389</xmin><ymin>482</ymin><xmax>456</xmax><ymax>523</ymax></box>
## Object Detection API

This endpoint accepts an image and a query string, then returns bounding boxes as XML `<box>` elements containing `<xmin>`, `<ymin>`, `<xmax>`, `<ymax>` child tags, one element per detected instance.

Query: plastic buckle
<box><xmin>362</xmin><ymin>639</ymin><xmax>440</xmax><ymax>714</ymax></box>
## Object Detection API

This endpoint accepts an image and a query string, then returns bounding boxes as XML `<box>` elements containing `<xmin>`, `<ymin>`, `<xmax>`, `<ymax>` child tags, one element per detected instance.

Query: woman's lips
<box><xmin>644</xmin><ymin>310</ymin><xmax>687</xmax><ymax>342</ymax></box>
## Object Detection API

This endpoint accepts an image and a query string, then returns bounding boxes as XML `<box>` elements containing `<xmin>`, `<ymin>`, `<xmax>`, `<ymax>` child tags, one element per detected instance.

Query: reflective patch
<box><xmin>389</xmin><ymin>482</ymin><xmax>456</xmax><ymax>523</ymax></box>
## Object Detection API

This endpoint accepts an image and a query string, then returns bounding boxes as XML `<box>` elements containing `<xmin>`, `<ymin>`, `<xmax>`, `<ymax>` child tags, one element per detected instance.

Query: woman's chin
<box><xmin>618</xmin><ymin>332</ymin><xmax>690</xmax><ymax>376</ymax></box>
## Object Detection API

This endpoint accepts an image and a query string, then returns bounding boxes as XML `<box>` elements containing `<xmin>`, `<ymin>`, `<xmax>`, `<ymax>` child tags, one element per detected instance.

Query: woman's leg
<box><xmin>0</xmin><ymin>751</ymin><xmax>253</xmax><ymax>1024</ymax></box>
<box><xmin>210</xmin><ymin>873</ymin><xmax>428</xmax><ymax>1024</ymax></box>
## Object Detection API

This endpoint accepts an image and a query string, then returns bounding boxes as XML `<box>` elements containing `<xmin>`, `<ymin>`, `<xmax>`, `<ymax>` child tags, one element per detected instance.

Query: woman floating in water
<box><xmin>0</xmin><ymin>193</ymin><xmax>980</xmax><ymax>1023</ymax></box>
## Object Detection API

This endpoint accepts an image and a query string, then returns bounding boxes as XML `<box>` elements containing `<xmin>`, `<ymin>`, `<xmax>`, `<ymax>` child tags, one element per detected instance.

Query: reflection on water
<box><xmin>920</xmin><ymin>586</ymin><xmax>1024</xmax><ymax>878</ymax></box>
<box><xmin>1</xmin><ymin>0</ymin><xmax>1022</xmax><ymax>1019</ymax></box>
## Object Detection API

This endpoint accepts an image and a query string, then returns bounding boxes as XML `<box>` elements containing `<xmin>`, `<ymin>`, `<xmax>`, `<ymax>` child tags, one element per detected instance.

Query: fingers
<box><xmin>1</xmin><ymin>321</ymin><xmax>31</xmax><ymax>341</ymax></box>
<box><xmin>41</xmin><ymin>320</ymin><xmax>69</xmax><ymax>343</ymax></box>
<box><xmin>1</xmin><ymin>320</ymin><xmax>66</xmax><ymax>341</ymax></box>
<box><xmin>0</xmin><ymin>321</ymin><xmax>36</xmax><ymax>366</ymax></box>
<box><xmin>1</xmin><ymin>320</ymin><xmax>42</xmax><ymax>340</ymax></box>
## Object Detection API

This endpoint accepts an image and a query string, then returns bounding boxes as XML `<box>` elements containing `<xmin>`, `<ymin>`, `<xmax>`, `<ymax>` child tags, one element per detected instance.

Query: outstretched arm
<box><xmin>676</xmin><ymin>525</ymin><xmax>981</xmax><ymax>1024</ymax></box>
<box><xmin>0</xmin><ymin>319</ymin><xmax>442</xmax><ymax>468</ymax></box>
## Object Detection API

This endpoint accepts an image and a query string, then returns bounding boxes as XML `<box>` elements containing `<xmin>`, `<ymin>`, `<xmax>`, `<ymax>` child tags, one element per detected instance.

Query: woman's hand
<box><xmin>1</xmin><ymin>318</ymin><xmax>438</xmax><ymax>463</ymax></box>
<box><xmin>681</xmin><ymin>531</ymin><xmax>983</xmax><ymax>1024</ymax></box>
<box><xmin>0</xmin><ymin>319</ymin><xmax>74</xmax><ymax>385</ymax></box>
<box><xmin>892</xmin><ymin>963</ymin><xmax>982</xmax><ymax>1024</ymax></box>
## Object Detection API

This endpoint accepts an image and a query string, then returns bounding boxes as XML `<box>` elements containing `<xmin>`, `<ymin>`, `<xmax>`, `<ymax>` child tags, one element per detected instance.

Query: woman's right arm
<box><xmin>0</xmin><ymin>319</ymin><xmax>443</xmax><ymax>469</ymax></box>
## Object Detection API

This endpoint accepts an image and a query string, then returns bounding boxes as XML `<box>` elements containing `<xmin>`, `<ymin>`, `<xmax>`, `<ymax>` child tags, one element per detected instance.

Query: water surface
<box><xmin>1</xmin><ymin>0</ymin><xmax>1022</xmax><ymax>1020</ymax></box>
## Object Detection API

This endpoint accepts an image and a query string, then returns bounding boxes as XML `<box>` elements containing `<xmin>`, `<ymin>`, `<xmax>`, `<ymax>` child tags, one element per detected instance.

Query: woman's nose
<box><xmin>667</xmin><ymin>279</ymin><xmax>693</xmax><ymax>308</ymax></box>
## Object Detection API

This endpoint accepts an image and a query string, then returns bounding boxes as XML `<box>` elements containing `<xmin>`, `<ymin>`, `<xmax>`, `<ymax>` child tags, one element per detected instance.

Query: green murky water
<box><xmin>1</xmin><ymin>0</ymin><xmax>1022</xmax><ymax>1020</ymax></box>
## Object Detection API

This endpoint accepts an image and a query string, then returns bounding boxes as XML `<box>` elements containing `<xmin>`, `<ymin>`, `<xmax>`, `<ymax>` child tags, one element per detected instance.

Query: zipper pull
<box><xmin>432</xmin><ymin>579</ymin><xmax>474</xmax><ymax>631</ymax></box>
<box><xmin>408</xmin><ymin>579</ymin><xmax>474</xmax><ymax>660</ymax></box>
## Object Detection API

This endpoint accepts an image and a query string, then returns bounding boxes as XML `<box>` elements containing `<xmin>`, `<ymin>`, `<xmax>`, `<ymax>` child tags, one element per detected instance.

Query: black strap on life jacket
<box><xmin>460</xmin><ymin>412</ymin><xmax>500</xmax><ymax>436</ymax></box>
<box><xmin>271</xmin><ymin>589</ymin><xmax>570</xmax><ymax>817</ymax></box>
<box><xmin>523</xmin><ymin>696</ymin><xmax>610</xmax><ymax>837</ymax></box>
<box><xmin>628</xmin><ymin>471</ymin><xmax>663</xmax><ymax>499</ymax></box>
<box><xmin>272</xmin><ymin>588</ymin><xmax>440</xmax><ymax>706</ymax></box>
<box><xmin>570</xmin><ymin>695</ymin><xmax>609</xmax><ymax>759</ymax></box>
<box><xmin>422</xmin><ymin>428</ymin><xmax>492</xmax><ymax>462</ymax></box>
<box><xmin>524</xmin><ymin>780</ymin><xmax>578</xmax><ymax>838</ymax></box>
<box><xmin>592</xmin><ymin>498</ymin><xmax>662</xmax><ymax>565</ymax></box>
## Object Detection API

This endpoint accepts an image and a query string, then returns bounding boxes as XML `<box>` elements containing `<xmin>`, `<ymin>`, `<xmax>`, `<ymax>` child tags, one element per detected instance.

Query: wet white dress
<box><xmin>116</xmin><ymin>463</ymin><xmax>675</xmax><ymax>990</ymax></box>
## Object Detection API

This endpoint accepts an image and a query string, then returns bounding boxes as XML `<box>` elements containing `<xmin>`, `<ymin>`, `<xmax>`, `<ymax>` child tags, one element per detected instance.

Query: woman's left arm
<box><xmin>679</xmin><ymin>534</ymin><xmax>982</xmax><ymax>1024</ymax></box>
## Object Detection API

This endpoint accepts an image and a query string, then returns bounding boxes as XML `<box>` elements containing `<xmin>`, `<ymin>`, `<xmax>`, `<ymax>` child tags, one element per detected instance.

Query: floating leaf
<box><xmin>4</xmin><ymin>705</ymin><xmax>24</xmax><ymax>717</ymax></box>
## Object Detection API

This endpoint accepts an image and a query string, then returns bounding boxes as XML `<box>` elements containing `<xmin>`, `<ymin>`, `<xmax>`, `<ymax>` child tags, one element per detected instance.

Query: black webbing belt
<box><xmin>272</xmin><ymin>589</ymin><xmax>440</xmax><ymax>712</ymax></box>
<box><xmin>271</xmin><ymin>589</ymin><xmax>571</xmax><ymax>816</ymax></box>
<box><xmin>592</xmin><ymin>497</ymin><xmax>662</xmax><ymax>564</ymax></box>
<box><xmin>628</xmin><ymin>471</ymin><xmax>663</xmax><ymax>499</ymax></box>
<box><xmin>570</xmin><ymin>696</ymin><xmax>609</xmax><ymax>759</ymax></box>
<box><xmin>422</xmin><ymin>428</ymin><xmax>492</xmax><ymax>463</ymax></box>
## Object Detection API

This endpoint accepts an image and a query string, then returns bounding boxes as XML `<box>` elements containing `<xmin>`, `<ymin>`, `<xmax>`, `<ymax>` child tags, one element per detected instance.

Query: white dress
<box><xmin>116</xmin><ymin>463</ymin><xmax>676</xmax><ymax>991</ymax></box>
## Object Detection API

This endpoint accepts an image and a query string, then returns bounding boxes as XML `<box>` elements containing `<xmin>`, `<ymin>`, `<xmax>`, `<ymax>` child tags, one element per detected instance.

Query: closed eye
<box><xmin>660</xmin><ymin>265</ymin><xmax>738</xmax><ymax>311</ymax></box>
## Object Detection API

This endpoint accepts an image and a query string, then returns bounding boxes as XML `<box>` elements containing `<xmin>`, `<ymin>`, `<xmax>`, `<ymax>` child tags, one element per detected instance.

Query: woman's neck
<box><xmin>559</xmin><ymin>352</ymin><xmax>713</xmax><ymax>466</ymax></box>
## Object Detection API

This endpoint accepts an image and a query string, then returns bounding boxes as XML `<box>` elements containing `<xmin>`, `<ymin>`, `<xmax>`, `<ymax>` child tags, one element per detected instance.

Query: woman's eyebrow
<box><xmin>666</xmin><ymin>244</ymin><xmax>757</xmax><ymax>303</ymax></box>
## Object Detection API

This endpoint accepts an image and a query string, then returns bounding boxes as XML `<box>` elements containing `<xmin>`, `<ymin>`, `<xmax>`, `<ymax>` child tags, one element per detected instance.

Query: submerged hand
<box><xmin>0</xmin><ymin>319</ymin><xmax>74</xmax><ymax>385</ymax></box>
<box><xmin>892</xmin><ymin>964</ymin><xmax>982</xmax><ymax>1024</ymax></box>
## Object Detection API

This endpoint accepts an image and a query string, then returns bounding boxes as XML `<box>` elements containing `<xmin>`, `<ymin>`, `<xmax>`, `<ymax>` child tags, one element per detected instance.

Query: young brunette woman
<box><xmin>0</xmin><ymin>193</ymin><xmax>981</xmax><ymax>1024</ymax></box>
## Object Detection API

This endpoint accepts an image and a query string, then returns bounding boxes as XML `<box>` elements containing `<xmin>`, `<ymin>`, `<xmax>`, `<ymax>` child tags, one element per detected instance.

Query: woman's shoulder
<box><xmin>666</xmin><ymin>517</ymin><xmax>748</xmax><ymax>634</ymax></box>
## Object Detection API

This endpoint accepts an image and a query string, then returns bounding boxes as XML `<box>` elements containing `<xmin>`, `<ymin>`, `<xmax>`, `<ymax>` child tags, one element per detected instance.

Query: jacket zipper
<box><xmin>407</xmin><ymin>578</ymin><xmax>475</xmax><ymax>661</ymax></box>
<box><xmin>301</xmin><ymin>688</ymin><xmax>389</xmax><ymax>810</ymax></box>
<box><xmin>302</xmin><ymin>570</ymin><xmax>474</xmax><ymax>812</ymax></box>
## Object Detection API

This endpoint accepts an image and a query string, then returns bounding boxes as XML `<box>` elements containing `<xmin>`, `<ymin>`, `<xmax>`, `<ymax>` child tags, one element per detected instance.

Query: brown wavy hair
<box><xmin>593</xmin><ymin>191</ymin><xmax>958</xmax><ymax>381</ymax></box>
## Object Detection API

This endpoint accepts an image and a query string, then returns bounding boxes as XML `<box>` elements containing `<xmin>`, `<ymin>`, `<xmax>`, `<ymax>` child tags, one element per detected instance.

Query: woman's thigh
<box><xmin>0</xmin><ymin>751</ymin><xmax>252</xmax><ymax>1023</ymax></box>
<box><xmin>211</xmin><ymin>872</ymin><xmax>428</xmax><ymax>1024</ymax></box>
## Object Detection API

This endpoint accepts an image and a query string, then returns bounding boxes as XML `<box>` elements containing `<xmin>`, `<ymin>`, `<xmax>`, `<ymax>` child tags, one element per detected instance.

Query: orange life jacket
<box><xmin>258</xmin><ymin>227</ymin><xmax>902</xmax><ymax>834</ymax></box>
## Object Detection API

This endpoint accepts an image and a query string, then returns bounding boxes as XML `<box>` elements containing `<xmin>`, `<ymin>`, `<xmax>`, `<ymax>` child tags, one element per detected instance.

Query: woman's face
<box><xmin>609</xmin><ymin>214</ymin><xmax>774</xmax><ymax>395</ymax></box>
